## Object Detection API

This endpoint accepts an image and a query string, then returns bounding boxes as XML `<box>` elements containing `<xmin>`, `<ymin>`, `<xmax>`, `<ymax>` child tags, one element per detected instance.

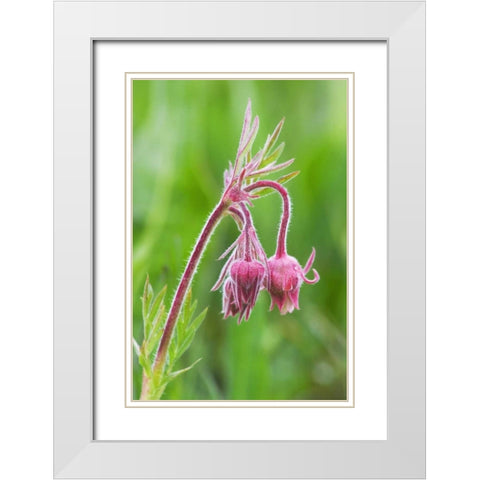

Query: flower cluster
<box><xmin>138</xmin><ymin>100</ymin><xmax>321</xmax><ymax>399</ymax></box>
<box><xmin>212</xmin><ymin>100</ymin><xmax>319</xmax><ymax>323</ymax></box>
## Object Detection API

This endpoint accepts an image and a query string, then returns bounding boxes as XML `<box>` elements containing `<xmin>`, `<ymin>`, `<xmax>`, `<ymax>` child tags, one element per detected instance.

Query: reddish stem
<box><xmin>141</xmin><ymin>200</ymin><xmax>228</xmax><ymax>399</ymax></box>
<box><xmin>245</xmin><ymin>180</ymin><xmax>290</xmax><ymax>258</ymax></box>
<box><xmin>228</xmin><ymin>206</ymin><xmax>245</xmax><ymax>231</ymax></box>
<box><xmin>240</xmin><ymin>203</ymin><xmax>253</xmax><ymax>261</ymax></box>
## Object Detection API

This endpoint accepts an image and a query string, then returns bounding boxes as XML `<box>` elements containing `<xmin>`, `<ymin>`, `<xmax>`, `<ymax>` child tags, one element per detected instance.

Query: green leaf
<box><xmin>177</xmin><ymin>330</ymin><xmax>197</xmax><ymax>360</ymax></box>
<box><xmin>189</xmin><ymin>307</ymin><xmax>208</xmax><ymax>333</ymax></box>
<box><xmin>146</xmin><ymin>324</ymin><xmax>164</xmax><ymax>358</ymax></box>
<box><xmin>145</xmin><ymin>285</ymin><xmax>167</xmax><ymax>339</ymax></box>
<box><xmin>167</xmin><ymin>324</ymin><xmax>178</xmax><ymax>367</ymax></box>
<box><xmin>137</xmin><ymin>281</ymin><xmax>208</xmax><ymax>400</ymax></box>
<box><xmin>277</xmin><ymin>170</ymin><xmax>300</xmax><ymax>184</ymax></box>
<box><xmin>247</xmin><ymin>157</ymin><xmax>294</xmax><ymax>180</ymax></box>
<box><xmin>236</xmin><ymin>116</ymin><xmax>259</xmax><ymax>169</ymax></box>
<box><xmin>150</xmin><ymin>374</ymin><xmax>167</xmax><ymax>399</ymax></box>
<box><xmin>248</xmin><ymin>187</ymin><xmax>273</xmax><ymax>198</ymax></box>
<box><xmin>258</xmin><ymin>142</ymin><xmax>285</xmax><ymax>169</ymax></box>
<box><xmin>148</xmin><ymin>285</ymin><xmax>167</xmax><ymax>322</ymax></box>
<box><xmin>251</xmin><ymin>171</ymin><xmax>301</xmax><ymax>198</ymax></box>
<box><xmin>176</xmin><ymin>307</ymin><xmax>207</xmax><ymax>360</ymax></box>
<box><xmin>169</xmin><ymin>303</ymin><xmax>207</xmax><ymax>370</ymax></box>
<box><xmin>188</xmin><ymin>299</ymin><xmax>198</xmax><ymax>322</ymax></box>
<box><xmin>262</xmin><ymin>117</ymin><xmax>284</xmax><ymax>155</ymax></box>
<box><xmin>141</xmin><ymin>275</ymin><xmax>154</xmax><ymax>337</ymax></box>
<box><xmin>150</xmin><ymin>302</ymin><xmax>166</xmax><ymax>336</ymax></box>
<box><xmin>153</xmin><ymin>358</ymin><xmax>202</xmax><ymax>398</ymax></box>
<box><xmin>167</xmin><ymin>358</ymin><xmax>202</xmax><ymax>381</ymax></box>
<box><xmin>138</xmin><ymin>345</ymin><xmax>152</xmax><ymax>377</ymax></box>
<box><xmin>182</xmin><ymin>288</ymin><xmax>193</xmax><ymax>322</ymax></box>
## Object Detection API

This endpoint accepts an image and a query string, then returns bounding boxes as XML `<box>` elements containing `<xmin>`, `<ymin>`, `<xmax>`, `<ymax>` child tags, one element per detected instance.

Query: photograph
<box><xmin>130</xmin><ymin>79</ymin><xmax>349</xmax><ymax>402</ymax></box>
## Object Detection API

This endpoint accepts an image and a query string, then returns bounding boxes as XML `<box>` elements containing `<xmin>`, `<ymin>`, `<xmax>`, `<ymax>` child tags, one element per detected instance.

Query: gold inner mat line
<box><xmin>124</xmin><ymin>73</ymin><xmax>355</xmax><ymax>408</ymax></box>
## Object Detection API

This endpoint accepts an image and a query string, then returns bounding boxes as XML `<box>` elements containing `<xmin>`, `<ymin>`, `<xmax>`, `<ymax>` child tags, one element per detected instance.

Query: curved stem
<box><xmin>239</xmin><ymin>203</ymin><xmax>253</xmax><ymax>261</ymax></box>
<box><xmin>228</xmin><ymin>206</ymin><xmax>245</xmax><ymax>231</ymax></box>
<box><xmin>245</xmin><ymin>180</ymin><xmax>290</xmax><ymax>258</ymax></box>
<box><xmin>140</xmin><ymin>200</ymin><xmax>228</xmax><ymax>400</ymax></box>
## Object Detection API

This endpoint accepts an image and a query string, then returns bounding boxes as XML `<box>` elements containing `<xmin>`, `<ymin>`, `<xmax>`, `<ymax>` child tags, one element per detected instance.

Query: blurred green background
<box><xmin>132</xmin><ymin>80</ymin><xmax>347</xmax><ymax>400</ymax></box>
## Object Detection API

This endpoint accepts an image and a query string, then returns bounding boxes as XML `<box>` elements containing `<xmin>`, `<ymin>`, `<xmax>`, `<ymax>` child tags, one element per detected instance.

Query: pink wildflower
<box><xmin>211</xmin><ymin>100</ymin><xmax>320</xmax><ymax>322</ymax></box>
<box><xmin>212</xmin><ymin>205</ymin><xmax>268</xmax><ymax>323</ymax></box>
<box><xmin>267</xmin><ymin>248</ymin><xmax>320</xmax><ymax>315</ymax></box>
<box><xmin>229</xmin><ymin>259</ymin><xmax>265</xmax><ymax>323</ymax></box>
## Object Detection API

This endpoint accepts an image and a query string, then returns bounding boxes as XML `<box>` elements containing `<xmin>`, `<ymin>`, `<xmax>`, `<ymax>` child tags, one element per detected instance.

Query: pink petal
<box><xmin>301</xmin><ymin>268</ymin><xmax>320</xmax><ymax>285</ymax></box>
<box><xmin>303</xmin><ymin>247</ymin><xmax>316</xmax><ymax>273</ymax></box>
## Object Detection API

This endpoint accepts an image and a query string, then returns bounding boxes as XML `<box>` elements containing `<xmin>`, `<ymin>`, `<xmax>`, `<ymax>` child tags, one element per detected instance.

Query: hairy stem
<box><xmin>245</xmin><ymin>180</ymin><xmax>291</xmax><ymax>258</ymax></box>
<box><xmin>140</xmin><ymin>200</ymin><xmax>228</xmax><ymax>400</ymax></box>
<box><xmin>239</xmin><ymin>203</ymin><xmax>253</xmax><ymax>261</ymax></box>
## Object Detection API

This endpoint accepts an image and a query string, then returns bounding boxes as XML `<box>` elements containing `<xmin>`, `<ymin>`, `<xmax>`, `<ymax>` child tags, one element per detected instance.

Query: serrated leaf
<box><xmin>263</xmin><ymin>118</ymin><xmax>284</xmax><ymax>155</ymax></box>
<box><xmin>188</xmin><ymin>299</ymin><xmax>198</xmax><ymax>321</ymax></box>
<box><xmin>137</xmin><ymin>281</ymin><xmax>208</xmax><ymax>400</ymax></box>
<box><xmin>146</xmin><ymin>325</ymin><xmax>164</xmax><ymax>358</ymax></box>
<box><xmin>145</xmin><ymin>285</ymin><xmax>167</xmax><ymax>339</ymax></box>
<box><xmin>189</xmin><ymin>307</ymin><xmax>208</xmax><ymax>333</ymax></box>
<box><xmin>246</xmin><ymin>148</ymin><xmax>265</xmax><ymax>172</ymax></box>
<box><xmin>177</xmin><ymin>330</ymin><xmax>196</xmax><ymax>360</ymax></box>
<box><xmin>150</xmin><ymin>374</ymin><xmax>167</xmax><ymax>399</ymax></box>
<box><xmin>259</xmin><ymin>142</ymin><xmax>285</xmax><ymax>169</ymax></box>
<box><xmin>178</xmin><ymin>288</ymin><xmax>195</xmax><ymax>338</ymax></box>
<box><xmin>235</xmin><ymin>116</ymin><xmax>259</xmax><ymax>171</ymax></box>
<box><xmin>168</xmin><ymin>358</ymin><xmax>202</xmax><ymax>380</ymax></box>
<box><xmin>247</xmin><ymin>157</ymin><xmax>294</xmax><ymax>180</ymax></box>
<box><xmin>148</xmin><ymin>285</ymin><xmax>167</xmax><ymax>323</ymax></box>
<box><xmin>167</xmin><ymin>334</ymin><xmax>177</xmax><ymax>368</ymax></box>
<box><xmin>182</xmin><ymin>289</ymin><xmax>193</xmax><ymax>324</ymax></box>
<box><xmin>141</xmin><ymin>275</ymin><xmax>154</xmax><ymax>333</ymax></box>
<box><xmin>238</xmin><ymin>99</ymin><xmax>252</xmax><ymax>147</ymax></box>
<box><xmin>167</xmin><ymin>318</ymin><xmax>180</xmax><ymax>366</ymax></box>
<box><xmin>149</xmin><ymin>301</ymin><xmax>166</xmax><ymax>336</ymax></box>
<box><xmin>138</xmin><ymin>346</ymin><xmax>152</xmax><ymax>377</ymax></box>
<box><xmin>169</xmin><ymin>303</ymin><xmax>207</xmax><ymax>370</ymax></box>
<box><xmin>176</xmin><ymin>310</ymin><xmax>207</xmax><ymax>361</ymax></box>
<box><xmin>277</xmin><ymin>170</ymin><xmax>300</xmax><ymax>185</ymax></box>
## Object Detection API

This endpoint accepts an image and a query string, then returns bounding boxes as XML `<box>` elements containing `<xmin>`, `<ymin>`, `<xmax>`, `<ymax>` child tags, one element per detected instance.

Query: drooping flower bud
<box><xmin>229</xmin><ymin>259</ymin><xmax>265</xmax><ymax>323</ymax></box>
<box><xmin>267</xmin><ymin>248</ymin><xmax>319</xmax><ymax>315</ymax></box>
<box><xmin>212</xmin><ymin>203</ymin><xmax>268</xmax><ymax>324</ymax></box>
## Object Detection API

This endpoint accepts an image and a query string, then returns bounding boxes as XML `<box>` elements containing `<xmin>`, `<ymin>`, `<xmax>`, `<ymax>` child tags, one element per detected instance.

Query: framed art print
<box><xmin>125</xmin><ymin>72</ymin><xmax>356</xmax><ymax>408</ymax></box>
<box><xmin>54</xmin><ymin>1</ymin><xmax>425</xmax><ymax>477</ymax></box>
